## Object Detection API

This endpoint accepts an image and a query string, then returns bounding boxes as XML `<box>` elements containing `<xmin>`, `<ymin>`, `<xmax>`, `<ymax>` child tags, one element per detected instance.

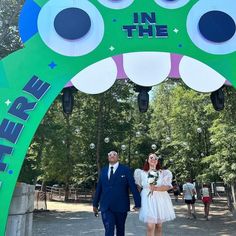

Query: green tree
<box><xmin>22</xmin><ymin>81</ymin><xmax>136</xmax><ymax>199</ymax></box>
<box><xmin>206</xmin><ymin>87</ymin><xmax>236</xmax><ymax>184</ymax></box>
<box><xmin>0</xmin><ymin>0</ymin><xmax>23</xmax><ymax>58</ymax></box>
<box><xmin>149</xmin><ymin>82</ymin><xmax>214</xmax><ymax>182</ymax></box>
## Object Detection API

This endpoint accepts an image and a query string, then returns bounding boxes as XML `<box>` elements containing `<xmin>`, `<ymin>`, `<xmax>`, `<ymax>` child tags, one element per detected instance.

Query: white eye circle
<box><xmin>187</xmin><ymin>0</ymin><xmax>236</xmax><ymax>55</ymax></box>
<box><xmin>98</xmin><ymin>0</ymin><xmax>134</xmax><ymax>9</ymax></box>
<box><xmin>37</xmin><ymin>0</ymin><xmax>104</xmax><ymax>57</ymax></box>
<box><xmin>154</xmin><ymin>0</ymin><xmax>190</xmax><ymax>9</ymax></box>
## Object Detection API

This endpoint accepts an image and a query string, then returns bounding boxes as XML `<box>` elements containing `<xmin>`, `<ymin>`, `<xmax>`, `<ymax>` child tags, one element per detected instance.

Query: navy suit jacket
<box><xmin>93</xmin><ymin>164</ymin><xmax>141</xmax><ymax>213</ymax></box>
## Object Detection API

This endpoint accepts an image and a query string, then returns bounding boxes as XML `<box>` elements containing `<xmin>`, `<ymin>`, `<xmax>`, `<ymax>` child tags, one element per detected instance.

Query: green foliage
<box><xmin>150</xmin><ymin>82</ymin><xmax>217</xmax><ymax>183</ymax></box>
<box><xmin>207</xmin><ymin>87</ymin><xmax>236</xmax><ymax>184</ymax></box>
<box><xmin>20</xmin><ymin>80</ymin><xmax>236</xmax><ymax>188</ymax></box>
<box><xmin>0</xmin><ymin>0</ymin><xmax>23</xmax><ymax>58</ymax></box>
<box><xmin>21</xmin><ymin>82</ymin><xmax>142</xmax><ymax>188</ymax></box>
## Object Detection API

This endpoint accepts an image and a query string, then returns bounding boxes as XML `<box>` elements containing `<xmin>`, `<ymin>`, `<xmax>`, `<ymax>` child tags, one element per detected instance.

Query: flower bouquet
<box><xmin>147</xmin><ymin>170</ymin><xmax>159</xmax><ymax>196</ymax></box>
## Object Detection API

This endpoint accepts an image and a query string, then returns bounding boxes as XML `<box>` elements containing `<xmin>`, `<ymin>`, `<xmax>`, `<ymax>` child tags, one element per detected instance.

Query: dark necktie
<box><xmin>109</xmin><ymin>166</ymin><xmax>114</xmax><ymax>180</ymax></box>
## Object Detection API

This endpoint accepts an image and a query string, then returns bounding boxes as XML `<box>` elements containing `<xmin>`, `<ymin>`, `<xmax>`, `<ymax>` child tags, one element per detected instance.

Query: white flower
<box><xmin>148</xmin><ymin>177</ymin><xmax>155</xmax><ymax>184</ymax></box>
<box><xmin>147</xmin><ymin>170</ymin><xmax>159</xmax><ymax>196</ymax></box>
<box><xmin>149</xmin><ymin>170</ymin><xmax>158</xmax><ymax>177</ymax></box>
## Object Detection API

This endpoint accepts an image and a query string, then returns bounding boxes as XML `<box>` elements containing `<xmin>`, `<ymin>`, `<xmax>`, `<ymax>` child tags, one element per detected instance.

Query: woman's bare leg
<box><xmin>146</xmin><ymin>223</ymin><xmax>155</xmax><ymax>236</ymax></box>
<box><xmin>187</xmin><ymin>204</ymin><xmax>191</xmax><ymax>218</ymax></box>
<box><xmin>206</xmin><ymin>203</ymin><xmax>210</xmax><ymax>220</ymax></box>
<box><xmin>155</xmin><ymin>223</ymin><xmax>162</xmax><ymax>236</ymax></box>
<box><xmin>191</xmin><ymin>204</ymin><xmax>196</xmax><ymax>218</ymax></box>
<box><xmin>204</xmin><ymin>203</ymin><xmax>207</xmax><ymax>217</ymax></box>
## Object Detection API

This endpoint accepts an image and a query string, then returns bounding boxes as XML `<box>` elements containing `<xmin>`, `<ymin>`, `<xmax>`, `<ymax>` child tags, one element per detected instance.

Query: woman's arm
<box><xmin>150</xmin><ymin>169</ymin><xmax>173</xmax><ymax>192</ymax></box>
<box><xmin>137</xmin><ymin>185</ymin><xmax>142</xmax><ymax>192</ymax></box>
<box><xmin>150</xmin><ymin>185</ymin><xmax>172</xmax><ymax>192</ymax></box>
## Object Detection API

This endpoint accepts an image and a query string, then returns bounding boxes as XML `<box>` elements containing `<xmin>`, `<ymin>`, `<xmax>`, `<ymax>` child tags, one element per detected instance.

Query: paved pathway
<box><xmin>33</xmin><ymin>198</ymin><xmax>236</xmax><ymax>236</ymax></box>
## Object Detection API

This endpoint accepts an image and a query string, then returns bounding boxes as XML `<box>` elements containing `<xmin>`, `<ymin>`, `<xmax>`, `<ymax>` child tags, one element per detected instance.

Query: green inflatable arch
<box><xmin>1</xmin><ymin>0</ymin><xmax>236</xmax><ymax>234</ymax></box>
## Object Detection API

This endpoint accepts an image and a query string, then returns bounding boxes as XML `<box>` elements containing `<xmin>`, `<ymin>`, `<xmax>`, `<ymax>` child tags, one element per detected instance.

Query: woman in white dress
<box><xmin>134</xmin><ymin>153</ymin><xmax>175</xmax><ymax>236</ymax></box>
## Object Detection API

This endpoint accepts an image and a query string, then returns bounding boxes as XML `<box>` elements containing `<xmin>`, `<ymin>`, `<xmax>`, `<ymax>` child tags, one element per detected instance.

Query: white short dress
<box><xmin>134</xmin><ymin>169</ymin><xmax>176</xmax><ymax>224</ymax></box>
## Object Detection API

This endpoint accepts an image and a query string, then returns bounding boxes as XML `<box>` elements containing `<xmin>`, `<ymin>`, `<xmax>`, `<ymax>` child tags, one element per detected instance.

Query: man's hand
<box><xmin>93</xmin><ymin>207</ymin><xmax>98</xmax><ymax>213</ymax></box>
<box><xmin>132</xmin><ymin>206</ymin><xmax>140</xmax><ymax>212</ymax></box>
<box><xmin>93</xmin><ymin>207</ymin><xmax>99</xmax><ymax>217</ymax></box>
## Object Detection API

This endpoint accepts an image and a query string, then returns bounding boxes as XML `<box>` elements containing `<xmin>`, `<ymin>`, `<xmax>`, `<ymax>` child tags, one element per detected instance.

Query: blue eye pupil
<box><xmin>54</xmin><ymin>8</ymin><xmax>91</xmax><ymax>40</ymax></box>
<box><xmin>198</xmin><ymin>10</ymin><xmax>236</xmax><ymax>43</ymax></box>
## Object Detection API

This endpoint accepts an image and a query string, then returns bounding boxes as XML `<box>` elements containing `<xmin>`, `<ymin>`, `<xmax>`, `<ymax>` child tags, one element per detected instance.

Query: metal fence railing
<box><xmin>34</xmin><ymin>186</ymin><xmax>93</xmax><ymax>209</ymax></box>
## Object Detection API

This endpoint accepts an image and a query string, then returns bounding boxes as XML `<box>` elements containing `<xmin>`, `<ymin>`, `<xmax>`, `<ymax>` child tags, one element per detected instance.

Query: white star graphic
<box><xmin>173</xmin><ymin>28</ymin><xmax>179</xmax><ymax>34</ymax></box>
<box><xmin>109</xmin><ymin>46</ymin><xmax>115</xmax><ymax>51</ymax></box>
<box><xmin>5</xmin><ymin>99</ymin><xmax>11</xmax><ymax>106</ymax></box>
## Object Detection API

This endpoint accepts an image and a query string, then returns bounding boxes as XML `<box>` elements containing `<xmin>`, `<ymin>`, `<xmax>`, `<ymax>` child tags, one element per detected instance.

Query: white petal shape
<box><xmin>154</xmin><ymin>0</ymin><xmax>190</xmax><ymax>9</ymax></box>
<box><xmin>98</xmin><ymin>0</ymin><xmax>134</xmax><ymax>9</ymax></box>
<box><xmin>71</xmin><ymin>58</ymin><xmax>117</xmax><ymax>94</ymax></box>
<box><xmin>123</xmin><ymin>52</ymin><xmax>171</xmax><ymax>86</ymax></box>
<box><xmin>179</xmin><ymin>56</ymin><xmax>226</xmax><ymax>93</ymax></box>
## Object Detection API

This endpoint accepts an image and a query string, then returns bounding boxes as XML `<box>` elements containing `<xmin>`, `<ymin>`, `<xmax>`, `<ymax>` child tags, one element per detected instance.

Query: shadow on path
<box><xmin>33</xmin><ymin>198</ymin><xmax>236</xmax><ymax>236</ymax></box>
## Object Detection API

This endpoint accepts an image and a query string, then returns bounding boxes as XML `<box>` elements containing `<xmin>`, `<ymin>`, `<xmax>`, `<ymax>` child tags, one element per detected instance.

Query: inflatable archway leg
<box><xmin>1</xmin><ymin>0</ymin><xmax>236</xmax><ymax>234</ymax></box>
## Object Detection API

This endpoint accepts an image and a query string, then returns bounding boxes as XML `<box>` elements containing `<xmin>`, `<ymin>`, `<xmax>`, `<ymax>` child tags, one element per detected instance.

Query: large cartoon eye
<box><xmin>187</xmin><ymin>0</ymin><xmax>236</xmax><ymax>55</ymax></box>
<box><xmin>154</xmin><ymin>0</ymin><xmax>190</xmax><ymax>9</ymax></box>
<box><xmin>37</xmin><ymin>0</ymin><xmax>104</xmax><ymax>57</ymax></box>
<box><xmin>98</xmin><ymin>0</ymin><xmax>134</xmax><ymax>9</ymax></box>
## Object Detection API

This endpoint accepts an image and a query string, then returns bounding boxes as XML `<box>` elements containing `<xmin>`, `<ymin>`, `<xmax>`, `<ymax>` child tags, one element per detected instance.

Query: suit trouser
<box><xmin>101</xmin><ymin>210</ymin><xmax>128</xmax><ymax>236</ymax></box>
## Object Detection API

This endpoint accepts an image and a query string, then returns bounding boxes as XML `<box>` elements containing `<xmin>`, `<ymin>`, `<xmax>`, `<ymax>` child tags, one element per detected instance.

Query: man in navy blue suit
<box><xmin>93</xmin><ymin>151</ymin><xmax>141</xmax><ymax>236</ymax></box>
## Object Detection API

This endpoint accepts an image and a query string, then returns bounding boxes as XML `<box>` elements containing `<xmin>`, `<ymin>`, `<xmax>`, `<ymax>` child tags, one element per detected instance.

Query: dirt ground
<box><xmin>46</xmin><ymin>201</ymin><xmax>92</xmax><ymax>212</ymax></box>
<box><xmin>33</xmin><ymin>197</ymin><xmax>236</xmax><ymax>236</ymax></box>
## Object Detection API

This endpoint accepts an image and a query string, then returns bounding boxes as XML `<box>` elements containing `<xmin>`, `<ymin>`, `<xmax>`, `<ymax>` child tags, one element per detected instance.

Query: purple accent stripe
<box><xmin>168</xmin><ymin>53</ymin><xmax>182</xmax><ymax>78</ymax></box>
<box><xmin>112</xmin><ymin>54</ymin><xmax>128</xmax><ymax>79</ymax></box>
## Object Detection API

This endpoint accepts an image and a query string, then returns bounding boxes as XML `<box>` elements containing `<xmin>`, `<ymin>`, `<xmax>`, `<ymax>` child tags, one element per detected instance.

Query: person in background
<box><xmin>201</xmin><ymin>183</ymin><xmax>212</xmax><ymax>220</ymax></box>
<box><xmin>173</xmin><ymin>183</ymin><xmax>180</xmax><ymax>202</ymax></box>
<box><xmin>183</xmin><ymin>178</ymin><xmax>197</xmax><ymax>219</ymax></box>
<box><xmin>93</xmin><ymin>151</ymin><xmax>141</xmax><ymax>236</ymax></box>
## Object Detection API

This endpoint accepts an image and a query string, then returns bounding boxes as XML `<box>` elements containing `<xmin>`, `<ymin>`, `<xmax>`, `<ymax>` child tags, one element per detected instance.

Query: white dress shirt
<box><xmin>108</xmin><ymin>162</ymin><xmax>119</xmax><ymax>179</ymax></box>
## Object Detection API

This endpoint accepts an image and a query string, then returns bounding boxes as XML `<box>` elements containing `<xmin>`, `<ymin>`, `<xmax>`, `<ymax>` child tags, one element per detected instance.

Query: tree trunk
<box><xmin>64</xmin><ymin>182</ymin><xmax>70</xmax><ymax>202</ymax></box>
<box><xmin>64</xmin><ymin>114</ymin><xmax>72</xmax><ymax>202</ymax></box>
<box><xmin>95</xmin><ymin>95</ymin><xmax>105</xmax><ymax>177</ymax></box>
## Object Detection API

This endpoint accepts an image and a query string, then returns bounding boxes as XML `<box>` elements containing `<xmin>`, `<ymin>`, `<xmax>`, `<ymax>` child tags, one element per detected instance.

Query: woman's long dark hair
<box><xmin>143</xmin><ymin>153</ymin><xmax>161</xmax><ymax>171</ymax></box>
